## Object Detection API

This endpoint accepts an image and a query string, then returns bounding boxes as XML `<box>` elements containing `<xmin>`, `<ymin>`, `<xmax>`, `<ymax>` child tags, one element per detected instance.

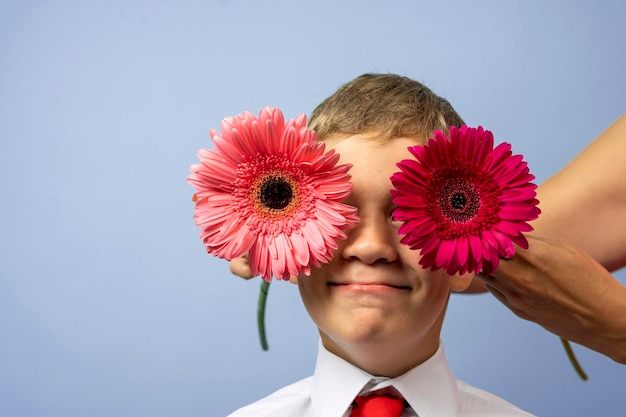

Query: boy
<box><xmin>228</xmin><ymin>73</ymin><xmax>535</xmax><ymax>417</ymax></box>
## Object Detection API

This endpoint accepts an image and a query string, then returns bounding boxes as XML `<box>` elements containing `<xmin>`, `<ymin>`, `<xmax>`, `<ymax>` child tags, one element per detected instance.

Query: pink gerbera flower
<box><xmin>188</xmin><ymin>106</ymin><xmax>359</xmax><ymax>281</ymax></box>
<box><xmin>390</xmin><ymin>125</ymin><xmax>540</xmax><ymax>275</ymax></box>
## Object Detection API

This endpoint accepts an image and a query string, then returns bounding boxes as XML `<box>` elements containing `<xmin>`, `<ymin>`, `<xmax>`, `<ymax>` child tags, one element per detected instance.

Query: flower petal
<box><xmin>188</xmin><ymin>107</ymin><xmax>358</xmax><ymax>281</ymax></box>
<box><xmin>390</xmin><ymin>125</ymin><xmax>539</xmax><ymax>274</ymax></box>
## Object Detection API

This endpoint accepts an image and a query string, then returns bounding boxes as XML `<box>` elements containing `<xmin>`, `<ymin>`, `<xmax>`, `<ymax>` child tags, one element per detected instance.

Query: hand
<box><xmin>478</xmin><ymin>235</ymin><xmax>626</xmax><ymax>363</ymax></box>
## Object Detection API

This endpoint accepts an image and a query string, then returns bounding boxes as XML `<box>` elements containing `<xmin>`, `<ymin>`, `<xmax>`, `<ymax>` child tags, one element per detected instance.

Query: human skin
<box><xmin>230</xmin><ymin>114</ymin><xmax>626</xmax><ymax>364</ymax></box>
<box><xmin>530</xmin><ymin>113</ymin><xmax>626</xmax><ymax>270</ymax></box>
<box><xmin>483</xmin><ymin>236</ymin><xmax>626</xmax><ymax>364</ymax></box>
<box><xmin>476</xmin><ymin>113</ymin><xmax>626</xmax><ymax>363</ymax></box>
<box><xmin>296</xmin><ymin>134</ymin><xmax>473</xmax><ymax>377</ymax></box>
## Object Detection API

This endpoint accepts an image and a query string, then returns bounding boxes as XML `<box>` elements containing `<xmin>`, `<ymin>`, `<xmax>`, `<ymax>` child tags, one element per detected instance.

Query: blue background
<box><xmin>1</xmin><ymin>1</ymin><xmax>625</xmax><ymax>416</ymax></box>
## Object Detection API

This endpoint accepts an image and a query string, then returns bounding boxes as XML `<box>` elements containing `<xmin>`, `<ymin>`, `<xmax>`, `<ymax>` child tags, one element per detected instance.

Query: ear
<box><xmin>449</xmin><ymin>272</ymin><xmax>475</xmax><ymax>292</ymax></box>
<box><xmin>289</xmin><ymin>275</ymin><xmax>299</xmax><ymax>285</ymax></box>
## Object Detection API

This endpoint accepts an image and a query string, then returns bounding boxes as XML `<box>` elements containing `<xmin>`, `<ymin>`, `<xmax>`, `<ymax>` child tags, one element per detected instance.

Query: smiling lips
<box><xmin>329</xmin><ymin>282</ymin><xmax>411</xmax><ymax>292</ymax></box>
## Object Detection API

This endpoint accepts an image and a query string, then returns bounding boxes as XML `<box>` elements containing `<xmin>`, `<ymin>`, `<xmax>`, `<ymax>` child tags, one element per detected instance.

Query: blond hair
<box><xmin>309</xmin><ymin>73</ymin><xmax>464</xmax><ymax>141</ymax></box>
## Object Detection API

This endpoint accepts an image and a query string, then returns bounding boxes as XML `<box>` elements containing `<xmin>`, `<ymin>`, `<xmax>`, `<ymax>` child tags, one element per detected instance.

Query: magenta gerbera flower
<box><xmin>188</xmin><ymin>106</ymin><xmax>359</xmax><ymax>282</ymax></box>
<box><xmin>390</xmin><ymin>125</ymin><xmax>540</xmax><ymax>275</ymax></box>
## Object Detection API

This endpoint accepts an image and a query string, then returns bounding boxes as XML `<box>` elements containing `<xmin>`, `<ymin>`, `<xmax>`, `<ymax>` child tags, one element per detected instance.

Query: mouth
<box><xmin>328</xmin><ymin>282</ymin><xmax>412</xmax><ymax>291</ymax></box>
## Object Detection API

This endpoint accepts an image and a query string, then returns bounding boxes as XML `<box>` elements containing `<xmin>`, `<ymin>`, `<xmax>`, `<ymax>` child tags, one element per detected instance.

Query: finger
<box><xmin>479</xmin><ymin>272</ymin><xmax>517</xmax><ymax>303</ymax></box>
<box><xmin>484</xmin><ymin>281</ymin><xmax>532</xmax><ymax>321</ymax></box>
<box><xmin>484</xmin><ymin>282</ymin><xmax>517</xmax><ymax>315</ymax></box>
<box><xmin>483</xmin><ymin>251</ymin><xmax>534</xmax><ymax>291</ymax></box>
<box><xmin>475</xmin><ymin>271</ymin><xmax>508</xmax><ymax>288</ymax></box>
<box><xmin>483</xmin><ymin>281</ymin><xmax>507</xmax><ymax>304</ymax></box>
<box><xmin>229</xmin><ymin>257</ymin><xmax>254</xmax><ymax>279</ymax></box>
<box><xmin>475</xmin><ymin>271</ymin><xmax>496</xmax><ymax>282</ymax></box>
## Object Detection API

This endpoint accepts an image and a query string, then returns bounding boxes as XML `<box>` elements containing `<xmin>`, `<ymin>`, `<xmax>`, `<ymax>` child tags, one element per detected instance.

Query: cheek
<box><xmin>296</xmin><ymin>274</ymin><xmax>327</xmax><ymax>319</ymax></box>
<box><xmin>398</xmin><ymin>245</ymin><xmax>452</xmax><ymax>281</ymax></box>
<box><xmin>400</xmin><ymin>252</ymin><xmax>453</xmax><ymax>302</ymax></box>
<box><xmin>397</xmin><ymin>244</ymin><xmax>423</xmax><ymax>268</ymax></box>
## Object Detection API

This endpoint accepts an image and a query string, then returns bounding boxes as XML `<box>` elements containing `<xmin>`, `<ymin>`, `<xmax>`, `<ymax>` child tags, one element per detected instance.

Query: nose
<box><xmin>340</xmin><ymin>213</ymin><xmax>398</xmax><ymax>264</ymax></box>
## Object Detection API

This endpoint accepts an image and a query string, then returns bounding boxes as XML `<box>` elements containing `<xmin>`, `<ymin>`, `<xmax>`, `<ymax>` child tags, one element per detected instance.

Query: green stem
<box><xmin>561</xmin><ymin>337</ymin><xmax>587</xmax><ymax>381</ymax></box>
<box><xmin>257</xmin><ymin>280</ymin><xmax>270</xmax><ymax>351</ymax></box>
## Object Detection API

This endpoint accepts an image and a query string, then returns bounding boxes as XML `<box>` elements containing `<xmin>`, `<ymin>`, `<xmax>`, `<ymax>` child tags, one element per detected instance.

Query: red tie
<box><xmin>350</xmin><ymin>394</ymin><xmax>405</xmax><ymax>417</ymax></box>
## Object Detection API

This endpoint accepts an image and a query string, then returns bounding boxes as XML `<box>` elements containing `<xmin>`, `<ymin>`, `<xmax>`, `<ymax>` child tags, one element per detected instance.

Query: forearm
<box><xmin>531</xmin><ymin>113</ymin><xmax>626</xmax><ymax>271</ymax></box>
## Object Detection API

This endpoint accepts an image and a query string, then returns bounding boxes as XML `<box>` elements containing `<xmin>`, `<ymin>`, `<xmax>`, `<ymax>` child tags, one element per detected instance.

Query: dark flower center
<box><xmin>439</xmin><ymin>179</ymin><xmax>480</xmax><ymax>223</ymax></box>
<box><xmin>259</xmin><ymin>176</ymin><xmax>294</xmax><ymax>210</ymax></box>
<box><xmin>450</xmin><ymin>193</ymin><xmax>467</xmax><ymax>209</ymax></box>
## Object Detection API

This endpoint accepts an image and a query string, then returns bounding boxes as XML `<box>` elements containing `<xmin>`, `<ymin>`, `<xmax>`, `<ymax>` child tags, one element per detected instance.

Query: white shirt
<box><xmin>228</xmin><ymin>341</ymin><xmax>536</xmax><ymax>417</ymax></box>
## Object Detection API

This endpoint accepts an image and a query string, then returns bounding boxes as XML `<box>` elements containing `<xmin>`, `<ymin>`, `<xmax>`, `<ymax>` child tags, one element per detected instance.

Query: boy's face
<box><xmin>297</xmin><ymin>134</ymin><xmax>472</xmax><ymax>376</ymax></box>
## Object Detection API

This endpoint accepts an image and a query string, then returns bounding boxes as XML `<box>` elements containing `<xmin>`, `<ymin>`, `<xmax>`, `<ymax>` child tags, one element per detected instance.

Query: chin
<box><xmin>324</xmin><ymin>309</ymin><xmax>402</xmax><ymax>346</ymax></box>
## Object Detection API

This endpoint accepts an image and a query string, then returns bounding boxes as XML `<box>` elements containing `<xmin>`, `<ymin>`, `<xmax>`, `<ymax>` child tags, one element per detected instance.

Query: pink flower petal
<box><xmin>188</xmin><ymin>107</ymin><xmax>359</xmax><ymax>281</ymax></box>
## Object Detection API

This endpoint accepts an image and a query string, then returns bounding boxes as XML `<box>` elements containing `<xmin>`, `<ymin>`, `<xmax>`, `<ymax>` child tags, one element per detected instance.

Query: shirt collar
<box><xmin>392</xmin><ymin>342</ymin><xmax>459</xmax><ymax>417</ymax></box>
<box><xmin>311</xmin><ymin>340</ymin><xmax>459</xmax><ymax>417</ymax></box>
<box><xmin>311</xmin><ymin>340</ymin><xmax>373</xmax><ymax>417</ymax></box>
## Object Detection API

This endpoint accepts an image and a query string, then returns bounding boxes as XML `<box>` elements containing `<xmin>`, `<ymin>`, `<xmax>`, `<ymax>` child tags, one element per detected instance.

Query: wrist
<box><xmin>591</xmin><ymin>283</ymin><xmax>626</xmax><ymax>364</ymax></box>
